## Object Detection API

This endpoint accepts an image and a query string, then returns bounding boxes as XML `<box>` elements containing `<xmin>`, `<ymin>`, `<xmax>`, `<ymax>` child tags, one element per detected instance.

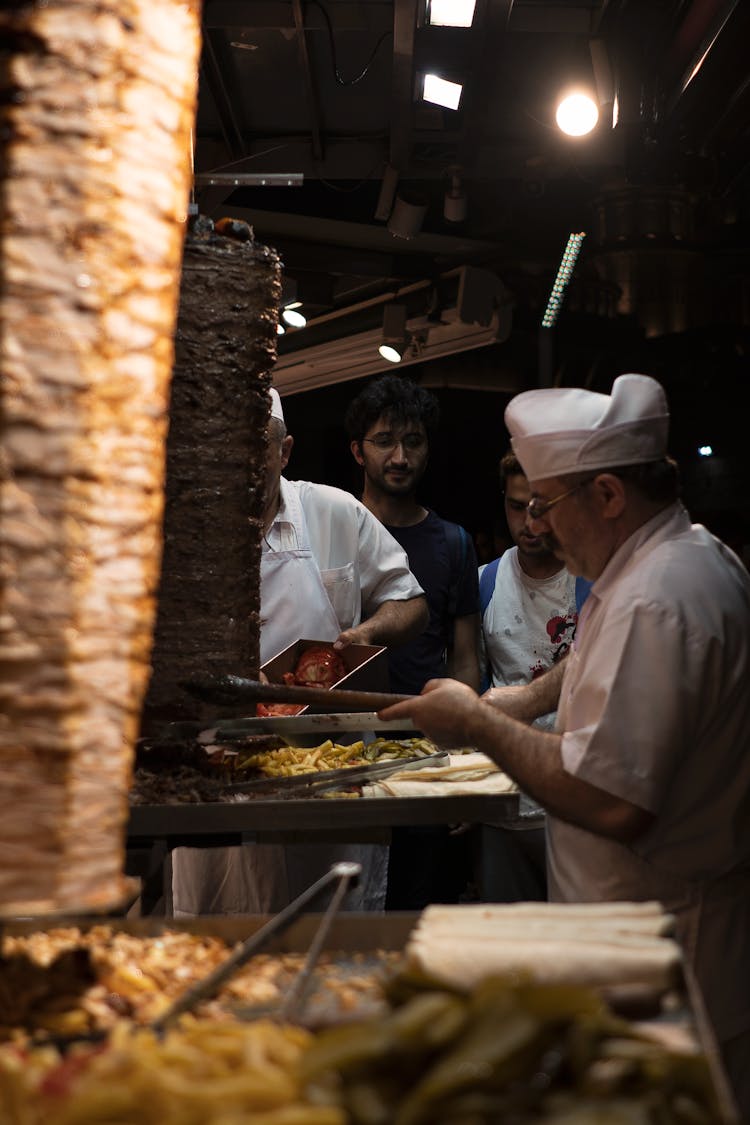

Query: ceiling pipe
<box><xmin>663</xmin><ymin>0</ymin><xmax>741</xmax><ymax>117</ymax></box>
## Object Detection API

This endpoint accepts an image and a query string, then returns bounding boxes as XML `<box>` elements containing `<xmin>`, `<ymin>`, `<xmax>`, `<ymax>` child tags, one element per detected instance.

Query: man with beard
<box><xmin>345</xmin><ymin>374</ymin><xmax>480</xmax><ymax>907</ymax></box>
<box><xmin>345</xmin><ymin>375</ymin><xmax>480</xmax><ymax>696</ymax></box>
<box><xmin>477</xmin><ymin>449</ymin><xmax>579</xmax><ymax>900</ymax></box>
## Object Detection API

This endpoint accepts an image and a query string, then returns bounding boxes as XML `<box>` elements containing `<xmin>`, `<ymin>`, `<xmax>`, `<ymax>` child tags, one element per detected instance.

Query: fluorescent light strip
<box><xmin>541</xmin><ymin>232</ymin><xmax>586</xmax><ymax>328</ymax></box>
<box><xmin>423</xmin><ymin>73</ymin><xmax>463</xmax><ymax>110</ymax></box>
<box><xmin>427</xmin><ymin>0</ymin><xmax>476</xmax><ymax>27</ymax></box>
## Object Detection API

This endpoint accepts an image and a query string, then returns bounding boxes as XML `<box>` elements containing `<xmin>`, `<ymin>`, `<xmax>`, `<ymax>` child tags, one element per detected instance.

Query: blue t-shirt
<box><xmin>385</xmin><ymin>511</ymin><xmax>479</xmax><ymax>695</ymax></box>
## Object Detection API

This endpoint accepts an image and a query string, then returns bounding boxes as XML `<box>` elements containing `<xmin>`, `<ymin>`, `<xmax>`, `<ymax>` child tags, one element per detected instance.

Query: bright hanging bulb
<box><xmin>277</xmin><ymin>322</ymin><xmax>285</xmax><ymax>335</ymax></box>
<box><xmin>555</xmin><ymin>92</ymin><xmax>599</xmax><ymax>137</ymax></box>
<box><xmin>378</xmin><ymin>343</ymin><xmax>403</xmax><ymax>363</ymax></box>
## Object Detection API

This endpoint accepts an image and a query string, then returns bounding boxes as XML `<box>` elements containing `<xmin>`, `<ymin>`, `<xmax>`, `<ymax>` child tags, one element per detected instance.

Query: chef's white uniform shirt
<box><xmin>551</xmin><ymin>502</ymin><xmax>750</xmax><ymax>1045</ymax></box>
<box><xmin>260</xmin><ymin>477</ymin><xmax>424</xmax><ymax>664</ymax></box>
<box><xmin>170</xmin><ymin>477</ymin><xmax>424</xmax><ymax>917</ymax></box>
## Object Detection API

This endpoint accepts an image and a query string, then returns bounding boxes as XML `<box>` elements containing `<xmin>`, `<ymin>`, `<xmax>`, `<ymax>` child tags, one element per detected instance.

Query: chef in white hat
<box><xmin>172</xmin><ymin>385</ymin><xmax>428</xmax><ymax>919</ymax></box>
<box><xmin>378</xmin><ymin>373</ymin><xmax>750</xmax><ymax>1117</ymax></box>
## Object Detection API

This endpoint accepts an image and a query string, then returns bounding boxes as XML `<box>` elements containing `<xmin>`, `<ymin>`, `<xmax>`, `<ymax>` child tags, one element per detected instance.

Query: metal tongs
<box><xmin>150</xmin><ymin>861</ymin><xmax>361</xmax><ymax>1033</ymax></box>
<box><xmin>225</xmin><ymin>751</ymin><xmax>449</xmax><ymax>796</ymax></box>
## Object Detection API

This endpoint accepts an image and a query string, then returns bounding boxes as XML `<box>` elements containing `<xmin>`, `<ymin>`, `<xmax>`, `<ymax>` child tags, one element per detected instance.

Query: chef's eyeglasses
<box><xmin>362</xmin><ymin>433</ymin><xmax>426</xmax><ymax>452</ymax></box>
<box><xmin>526</xmin><ymin>477</ymin><xmax>595</xmax><ymax>521</ymax></box>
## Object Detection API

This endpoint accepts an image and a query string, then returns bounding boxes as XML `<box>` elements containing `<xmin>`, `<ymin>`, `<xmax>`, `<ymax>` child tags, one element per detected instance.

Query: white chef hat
<box><xmin>505</xmin><ymin>373</ymin><xmax>670</xmax><ymax>481</ymax></box>
<box><xmin>269</xmin><ymin>387</ymin><xmax>285</xmax><ymax>423</ymax></box>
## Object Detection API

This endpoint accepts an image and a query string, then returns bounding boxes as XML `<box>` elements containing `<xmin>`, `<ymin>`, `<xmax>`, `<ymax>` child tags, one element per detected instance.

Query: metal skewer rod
<box><xmin>276</xmin><ymin>862</ymin><xmax>360</xmax><ymax>1023</ymax></box>
<box><xmin>150</xmin><ymin>861</ymin><xmax>361</xmax><ymax>1033</ymax></box>
<box><xmin>181</xmin><ymin>674</ymin><xmax>412</xmax><ymax>711</ymax></box>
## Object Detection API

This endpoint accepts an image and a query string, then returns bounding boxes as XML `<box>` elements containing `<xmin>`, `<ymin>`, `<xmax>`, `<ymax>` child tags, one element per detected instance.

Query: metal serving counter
<box><xmin>126</xmin><ymin>790</ymin><xmax>520</xmax><ymax>913</ymax></box>
<box><xmin>127</xmin><ymin>790</ymin><xmax>520</xmax><ymax>844</ymax></box>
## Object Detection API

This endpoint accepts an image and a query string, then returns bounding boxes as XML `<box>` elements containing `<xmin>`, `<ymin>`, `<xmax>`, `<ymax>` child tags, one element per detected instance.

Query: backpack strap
<box><xmin>444</xmin><ymin>520</ymin><xmax>469</xmax><ymax>620</ymax></box>
<box><xmin>575</xmin><ymin>576</ymin><xmax>593</xmax><ymax>614</ymax></box>
<box><xmin>478</xmin><ymin>555</ymin><xmax>501</xmax><ymax>692</ymax></box>
<box><xmin>479</xmin><ymin>555</ymin><xmax>501</xmax><ymax>616</ymax></box>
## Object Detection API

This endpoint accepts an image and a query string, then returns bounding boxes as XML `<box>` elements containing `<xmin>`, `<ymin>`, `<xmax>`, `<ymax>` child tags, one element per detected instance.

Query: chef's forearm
<box><xmin>465</xmin><ymin>701</ymin><xmax>651</xmax><ymax>842</ymax></box>
<box><xmin>379</xmin><ymin>679</ymin><xmax>650</xmax><ymax>843</ymax></box>
<box><xmin>447</xmin><ymin>614</ymin><xmax>481</xmax><ymax>691</ymax></box>
<box><xmin>337</xmin><ymin>595</ymin><xmax>428</xmax><ymax>649</ymax></box>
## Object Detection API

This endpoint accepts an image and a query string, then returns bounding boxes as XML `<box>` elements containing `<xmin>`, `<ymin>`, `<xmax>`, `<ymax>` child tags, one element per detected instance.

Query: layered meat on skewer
<box><xmin>0</xmin><ymin>0</ymin><xmax>201</xmax><ymax>912</ymax></box>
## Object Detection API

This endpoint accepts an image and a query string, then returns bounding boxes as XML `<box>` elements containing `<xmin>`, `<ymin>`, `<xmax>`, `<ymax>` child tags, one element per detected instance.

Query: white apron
<box><xmin>170</xmin><ymin>486</ymin><xmax>388</xmax><ymax>916</ymax></box>
<box><xmin>259</xmin><ymin>482</ymin><xmax>341</xmax><ymax>664</ymax></box>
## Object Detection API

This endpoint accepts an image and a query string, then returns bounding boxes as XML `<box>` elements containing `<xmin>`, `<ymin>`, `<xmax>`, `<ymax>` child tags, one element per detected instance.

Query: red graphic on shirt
<box><xmin>547</xmin><ymin>614</ymin><xmax>576</xmax><ymax>645</ymax></box>
<box><xmin>528</xmin><ymin>613</ymin><xmax>578</xmax><ymax>680</ymax></box>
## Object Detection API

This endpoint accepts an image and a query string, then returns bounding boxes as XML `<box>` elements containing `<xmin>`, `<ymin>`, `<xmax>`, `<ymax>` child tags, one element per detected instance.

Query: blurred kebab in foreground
<box><xmin>0</xmin><ymin>0</ymin><xmax>202</xmax><ymax>912</ymax></box>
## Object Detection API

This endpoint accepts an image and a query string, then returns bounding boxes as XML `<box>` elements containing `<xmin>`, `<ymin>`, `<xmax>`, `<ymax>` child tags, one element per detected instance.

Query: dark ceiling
<box><xmin>191</xmin><ymin>0</ymin><xmax>750</xmax><ymax>539</ymax></box>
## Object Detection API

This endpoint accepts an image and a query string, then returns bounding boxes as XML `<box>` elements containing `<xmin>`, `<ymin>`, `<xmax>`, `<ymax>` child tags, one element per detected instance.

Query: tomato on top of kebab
<box><xmin>256</xmin><ymin>645</ymin><xmax>346</xmax><ymax>716</ymax></box>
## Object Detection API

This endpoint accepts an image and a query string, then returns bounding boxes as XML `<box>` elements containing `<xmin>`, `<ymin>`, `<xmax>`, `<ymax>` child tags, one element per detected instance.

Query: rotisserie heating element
<box><xmin>0</xmin><ymin>0</ymin><xmax>202</xmax><ymax>912</ymax></box>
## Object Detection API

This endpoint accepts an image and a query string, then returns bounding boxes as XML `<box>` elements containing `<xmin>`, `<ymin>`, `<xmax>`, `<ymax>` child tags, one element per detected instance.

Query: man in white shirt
<box><xmin>378</xmin><ymin>374</ymin><xmax>750</xmax><ymax>1118</ymax></box>
<box><xmin>260</xmin><ymin>389</ymin><xmax>427</xmax><ymax>664</ymax></box>
<box><xmin>480</xmin><ymin>449</ymin><xmax>577</xmax><ymax>707</ymax></box>
<box><xmin>477</xmin><ymin>450</ymin><xmax>578</xmax><ymax>901</ymax></box>
<box><xmin>171</xmin><ymin>389</ymin><xmax>427</xmax><ymax>915</ymax></box>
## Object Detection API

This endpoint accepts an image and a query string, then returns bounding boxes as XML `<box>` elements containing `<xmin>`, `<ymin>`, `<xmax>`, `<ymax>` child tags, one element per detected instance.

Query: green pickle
<box><xmin>299</xmin><ymin>973</ymin><xmax>725</xmax><ymax>1124</ymax></box>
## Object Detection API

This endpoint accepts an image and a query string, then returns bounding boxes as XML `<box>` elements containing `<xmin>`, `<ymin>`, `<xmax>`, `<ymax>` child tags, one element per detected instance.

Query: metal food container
<box><xmin>260</xmin><ymin>638</ymin><xmax>389</xmax><ymax>713</ymax></box>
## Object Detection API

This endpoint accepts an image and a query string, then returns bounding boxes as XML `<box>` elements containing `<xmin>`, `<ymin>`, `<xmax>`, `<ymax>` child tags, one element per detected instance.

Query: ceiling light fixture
<box><xmin>378</xmin><ymin>305</ymin><xmax>408</xmax><ymax>363</ymax></box>
<box><xmin>423</xmin><ymin>73</ymin><xmax>463</xmax><ymax>110</ymax></box>
<box><xmin>444</xmin><ymin>169</ymin><xmax>467</xmax><ymax>222</ymax></box>
<box><xmin>555</xmin><ymin>91</ymin><xmax>599</xmax><ymax>137</ymax></box>
<box><xmin>387</xmin><ymin>192</ymin><xmax>428</xmax><ymax>239</ymax></box>
<box><xmin>282</xmin><ymin>300</ymin><xmax>306</xmax><ymax>328</ymax></box>
<box><xmin>379</xmin><ymin>342</ymin><xmax>404</xmax><ymax>363</ymax></box>
<box><xmin>426</xmin><ymin>0</ymin><xmax>476</xmax><ymax>27</ymax></box>
<box><xmin>541</xmin><ymin>232</ymin><xmax>586</xmax><ymax>328</ymax></box>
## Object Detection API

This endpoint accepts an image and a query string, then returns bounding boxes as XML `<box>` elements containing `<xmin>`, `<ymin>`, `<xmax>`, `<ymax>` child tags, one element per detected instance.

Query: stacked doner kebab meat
<box><xmin>0</xmin><ymin>0</ymin><xmax>202</xmax><ymax>912</ymax></box>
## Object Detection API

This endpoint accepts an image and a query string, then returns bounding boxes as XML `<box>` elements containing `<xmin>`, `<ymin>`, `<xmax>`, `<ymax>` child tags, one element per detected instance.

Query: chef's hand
<box><xmin>332</xmin><ymin>626</ymin><xmax>362</xmax><ymax>650</ymax></box>
<box><xmin>378</xmin><ymin>678</ymin><xmax>480</xmax><ymax>747</ymax></box>
<box><xmin>481</xmin><ymin>684</ymin><xmax>530</xmax><ymax>721</ymax></box>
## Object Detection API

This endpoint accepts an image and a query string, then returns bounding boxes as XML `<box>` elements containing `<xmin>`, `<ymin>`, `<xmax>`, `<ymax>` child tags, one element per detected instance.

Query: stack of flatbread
<box><xmin>406</xmin><ymin>901</ymin><xmax>683</xmax><ymax>991</ymax></box>
<box><xmin>362</xmin><ymin>752</ymin><xmax>518</xmax><ymax>798</ymax></box>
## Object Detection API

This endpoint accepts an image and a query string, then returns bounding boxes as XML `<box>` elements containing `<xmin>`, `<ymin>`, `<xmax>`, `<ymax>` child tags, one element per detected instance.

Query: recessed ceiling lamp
<box><xmin>423</xmin><ymin>73</ymin><xmax>463</xmax><ymax>111</ymax></box>
<box><xmin>426</xmin><ymin>0</ymin><xmax>476</xmax><ymax>27</ymax></box>
<box><xmin>282</xmin><ymin>301</ymin><xmax>306</xmax><ymax>328</ymax></box>
<box><xmin>378</xmin><ymin>305</ymin><xmax>408</xmax><ymax>362</ymax></box>
<box><xmin>555</xmin><ymin>91</ymin><xmax>599</xmax><ymax>137</ymax></box>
